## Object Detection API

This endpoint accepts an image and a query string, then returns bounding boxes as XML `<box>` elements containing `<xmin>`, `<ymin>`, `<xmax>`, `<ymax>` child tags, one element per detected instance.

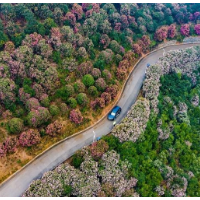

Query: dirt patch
<box><xmin>0</xmin><ymin>148</ymin><xmax>32</xmax><ymax>183</ymax></box>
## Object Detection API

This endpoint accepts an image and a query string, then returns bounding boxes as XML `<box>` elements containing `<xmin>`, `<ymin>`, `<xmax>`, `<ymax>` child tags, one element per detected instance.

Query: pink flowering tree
<box><xmin>114</xmin><ymin>23</ymin><xmax>121</xmax><ymax>32</ymax></box>
<box><xmin>91</xmin><ymin>97</ymin><xmax>106</xmax><ymax>109</ymax></box>
<box><xmin>106</xmin><ymin>85</ymin><xmax>118</xmax><ymax>99</ymax></box>
<box><xmin>49</xmin><ymin>27</ymin><xmax>62</xmax><ymax>49</ymax></box>
<box><xmin>132</xmin><ymin>44</ymin><xmax>142</xmax><ymax>55</ymax></box>
<box><xmin>91</xmin><ymin>68</ymin><xmax>101</xmax><ymax>80</ymax></box>
<box><xmin>101</xmin><ymin>92</ymin><xmax>111</xmax><ymax>105</ymax></box>
<box><xmin>121</xmin><ymin>15</ymin><xmax>129</xmax><ymax>29</ymax></box>
<box><xmin>73</xmin><ymin>81</ymin><xmax>86</xmax><ymax>93</ymax></box>
<box><xmin>82</xmin><ymin>3</ymin><xmax>91</xmax><ymax>11</ymax></box>
<box><xmin>180</xmin><ymin>24</ymin><xmax>190</xmax><ymax>36</ymax></box>
<box><xmin>141</xmin><ymin>35</ymin><xmax>151</xmax><ymax>47</ymax></box>
<box><xmin>77</xmin><ymin>47</ymin><xmax>87</xmax><ymax>58</ymax></box>
<box><xmin>27</xmin><ymin>107</ymin><xmax>51</xmax><ymax>127</ymax></box>
<box><xmin>96</xmin><ymin>97</ymin><xmax>106</xmax><ymax>108</ymax></box>
<box><xmin>76</xmin><ymin>61</ymin><xmax>92</xmax><ymax>77</ymax></box>
<box><xmin>90</xmin><ymin>140</ymin><xmax>109</xmax><ymax>160</ymax></box>
<box><xmin>26</xmin><ymin>98</ymin><xmax>40</xmax><ymax>111</ymax></box>
<box><xmin>116</xmin><ymin>66</ymin><xmax>127</xmax><ymax>80</ymax></box>
<box><xmin>168</xmin><ymin>24</ymin><xmax>176</xmax><ymax>38</ymax></box>
<box><xmin>22</xmin><ymin>32</ymin><xmax>43</xmax><ymax>48</ymax></box>
<box><xmin>31</xmin><ymin>83</ymin><xmax>44</xmax><ymax>99</ymax></box>
<box><xmin>19</xmin><ymin>129</ymin><xmax>41</xmax><ymax>147</ymax></box>
<box><xmin>154</xmin><ymin>26</ymin><xmax>168</xmax><ymax>41</ymax></box>
<box><xmin>4</xmin><ymin>41</ymin><xmax>15</xmax><ymax>53</ymax></box>
<box><xmin>46</xmin><ymin>120</ymin><xmax>63</xmax><ymax>137</ymax></box>
<box><xmin>100</xmin><ymin>34</ymin><xmax>111</xmax><ymax>49</ymax></box>
<box><xmin>4</xmin><ymin>137</ymin><xmax>18</xmax><ymax>153</ymax></box>
<box><xmin>90</xmin><ymin>100</ymin><xmax>98</xmax><ymax>110</ymax></box>
<box><xmin>95</xmin><ymin>78</ymin><xmax>107</xmax><ymax>92</ymax></box>
<box><xmin>64</xmin><ymin>12</ymin><xmax>76</xmax><ymax>26</ymax></box>
<box><xmin>102</xmin><ymin>69</ymin><xmax>112</xmax><ymax>82</ymax></box>
<box><xmin>19</xmin><ymin>88</ymin><xmax>31</xmax><ymax>104</ymax></box>
<box><xmin>70</xmin><ymin>109</ymin><xmax>83</xmax><ymax>124</ymax></box>
<box><xmin>72</xmin><ymin>3</ymin><xmax>83</xmax><ymax>20</ymax></box>
<box><xmin>194</xmin><ymin>24</ymin><xmax>200</xmax><ymax>35</ymax></box>
<box><xmin>98</xmin><ymin>49</ymin><xmax>113</xmax><ymax>64</ymax></box>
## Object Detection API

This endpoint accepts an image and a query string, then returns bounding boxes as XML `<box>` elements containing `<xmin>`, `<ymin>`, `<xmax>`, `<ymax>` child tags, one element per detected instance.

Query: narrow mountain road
<box><xmin>0</xmin><ymin>43</ymin><xmax>199</xmax><ymax>197</ymax></box>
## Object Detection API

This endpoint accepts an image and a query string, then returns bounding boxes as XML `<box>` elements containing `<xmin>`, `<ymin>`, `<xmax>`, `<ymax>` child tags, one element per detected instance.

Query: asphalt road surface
<box><xmin>0</xmin><ymin>43</ymin><xmax>199</xmax><ymax>197</ymax></box>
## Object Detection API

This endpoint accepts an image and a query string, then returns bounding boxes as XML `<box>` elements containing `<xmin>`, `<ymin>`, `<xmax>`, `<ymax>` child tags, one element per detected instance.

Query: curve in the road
<box><xmin>0</xmin><ymin>43</ymin><xmax>200</xmax><ymax>197</ymax></box>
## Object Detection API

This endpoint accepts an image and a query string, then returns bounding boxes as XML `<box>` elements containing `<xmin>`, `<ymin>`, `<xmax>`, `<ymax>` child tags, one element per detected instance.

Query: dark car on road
<box><xmin>107</xmin><ymin>106</ymin><xmax>122</xmax><ymax>121</ymax></box>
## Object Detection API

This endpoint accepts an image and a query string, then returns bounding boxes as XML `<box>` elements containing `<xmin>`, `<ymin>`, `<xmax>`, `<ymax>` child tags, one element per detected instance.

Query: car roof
<box><xmin>112</xmin><ymin>106</ymin><xmax>120</xmax><ymax>112</ymax></box>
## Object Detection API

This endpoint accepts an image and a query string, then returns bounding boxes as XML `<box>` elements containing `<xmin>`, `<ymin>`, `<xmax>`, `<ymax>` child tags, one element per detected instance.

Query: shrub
<box><xmin>106</xmin><ymin>85</ymin><xmax>118</xmax><ymax>99</ymax></box>
<box><xmin>19</xmin><ymin>129</ymin><xmax>41</xmax><ymax>147</ymax></box>
<box><xmin>154</xmin><ymin>26</ymin><xmax>168</xmax><ymax>41</ymax></box>
<box><xmin>49</xmin><ymin>104</ymin><xmax>60</xmax><ymax>116</ymax></box>
<box><xmin>91</xmin><ymin>68</ymin><xmax>101</xmax><ymax>79</ymax></box>
<box><xmin>180</xmin><ymin>24</ymin><xmax>190</xmax><ymax>36</ymax></box>
<box><xmin>69</xmin><ymin>109</ymin><xmax>83</xmax><ymax>124</ymax></box>
<box><xmin>194</xmin><ymin>24</ymin><xmax>200</xmax><ymax>35</ymax></box>
<box><xmin>46</xmin><ymin>120</ymin><xmax>63</xmax><ymax>137</ymax></box>
<box><xmin>96</xmin><ymin>97</ymin><xmax>106</xmax><ymax>108</ymax></box>
<box><xmin>27</xmin><ymin>107</ymin><xmax>51</xmax><ymax>127</ymax></box>
<box><xmin>101</xmin><ymin>92</ymin><xmax>111</xmax><ymax>105</ymax></box>
<box><xmin>7</xmin><ymin>118</ymin><xmax>24</xmax><ymax>134</ymax></box>
<box><xmin>95</xmin><ymin>78</ymin><xmax>107</xmax><ymax>91</ymax></box>
<box><xmin>82</xmin><ymin>74</ymin><xmax>95</xmax><ymax>87</ymax></box>
<box><xmin>59</xmin><ymin>103</ymin><xmax>68</xmax><ymax>116</ymax></box>
<box><xmin>71</xmin><ymin>150</ymin><xmax>84</xmax><ymax>168</ymax></box>
<box><xmin>76</xmin><ymin>93</ymin><xmax>89</xmax><ymax>106</ymax></box>
<box><xmin>40</xmin><ymin>94</ymin><xmax>50</xmax><ymax>107</ymax></box>
<box><xmin>56</xmin><ymin>85</ymin><xmax>74</xmax><ymax>101</ymax></box>
<box><xmin>76</xmin><ymin>61</ymin><xmax>92</xmax><ymax>77</ymax></box>
<box><xmin>4</xmin><ymin>137</ymin><xmax>18</xmax><ymax>153</ymax></box>
<box><xmin>67</xmin><ymin>97</ymin><xmax>77</xmax><ymax>108</ymax></box>
<box><xmin>63</xmin><ymin>185</ymin><xmax>72</xmax><ymax>197</ymax></box>
<box><xmin>88</xmin><ymin>86</ymin><xmax>99</xmax><ymax>97</ymax></box>
<box><xmin>26</xmin><ymin>98</ymin><xmax>40</xmax><ymax>111</ymax></box>
<box><xmin>102</xmin><ymin>69</ymin><xmax>112</xmax><ymax>82</ymax></box>
<box><xmin>73</xmin><ymin>81</ymin><xmax>85</xmax><ymax>93</ymax></box>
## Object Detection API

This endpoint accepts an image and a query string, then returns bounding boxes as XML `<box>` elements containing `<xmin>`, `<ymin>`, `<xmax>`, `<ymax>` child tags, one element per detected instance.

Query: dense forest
<box><xmin>1</xmin><ymin>3</ymin><xmax>200</xmax><ymax>184</ymax></box>
<box><xmin>24</xmin><ymin>46</ymin><xmax>200</xmax><ymax>197</ymax></box>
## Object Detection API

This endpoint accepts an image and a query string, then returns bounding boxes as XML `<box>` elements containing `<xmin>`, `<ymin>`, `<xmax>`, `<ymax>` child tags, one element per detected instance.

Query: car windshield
<box><xmin>111</xmin><ymin>112</ymin><xmax>115</xmax><ymax>116</ymax></box>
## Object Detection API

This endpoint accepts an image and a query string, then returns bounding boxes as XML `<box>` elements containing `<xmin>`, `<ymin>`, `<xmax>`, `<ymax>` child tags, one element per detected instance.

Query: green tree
<box><xmin>56</xmin><ymin>85</ymin><xmax>74</xmax><ymax>101</ymax></box>
<box><xmin>0</xmin><ymin>31</ymin><xmax>8</xmax><ymax>49</ymax></box>
<box><xmin>7</xmin><ymin>118</ymin><xmax>24</xmax><ymax>134</ymax></box>
<box><xmin>67</xmin><ymin>97</ymin><xmax>77</xmax><ymax>109</ymax></box>
<box><xmin>82</xmin><ymin>74</ymin><xmax>95</xmax><ymax>87</ymax></box>
<box><xmin>76</xmin><ymin>93</ymin><xmax>89</xmax><ymax>106</ymax></box>
<box><xmin>88</xmin><ymin>86</ymin><xmax>99</xmax><ymax>97</ymax></box>
<box><xmin>49</xmin><ymin>104</ymin><xmax>60</xmax><ymax>116</ymax></box>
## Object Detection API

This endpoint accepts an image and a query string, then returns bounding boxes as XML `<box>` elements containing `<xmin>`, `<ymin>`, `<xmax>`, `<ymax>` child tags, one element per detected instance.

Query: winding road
<box><xmin>0</xmin><ymin>43</ymin><xmax>200</xmax><ymax>197</ymax></box>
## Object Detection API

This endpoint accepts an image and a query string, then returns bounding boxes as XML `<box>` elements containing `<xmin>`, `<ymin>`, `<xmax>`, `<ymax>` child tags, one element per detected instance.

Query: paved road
<box><xmin>0</xmin><ymin>43</ymin><xmax>199</xmax><ymax>197</ymax></box>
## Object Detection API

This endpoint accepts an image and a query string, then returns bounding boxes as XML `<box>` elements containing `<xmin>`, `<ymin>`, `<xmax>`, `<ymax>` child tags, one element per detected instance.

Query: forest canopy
<box><xmin>1</xmin><ymin>3</ymin><xmax>200</xmax><ymax>189</ymax></box>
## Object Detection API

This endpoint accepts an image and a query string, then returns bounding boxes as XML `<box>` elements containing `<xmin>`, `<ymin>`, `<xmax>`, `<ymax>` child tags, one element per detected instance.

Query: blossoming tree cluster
<box><xmin>23</xmin><ymin>147</ymin><xmax>138</xmax><ymax>197</ymax></box>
